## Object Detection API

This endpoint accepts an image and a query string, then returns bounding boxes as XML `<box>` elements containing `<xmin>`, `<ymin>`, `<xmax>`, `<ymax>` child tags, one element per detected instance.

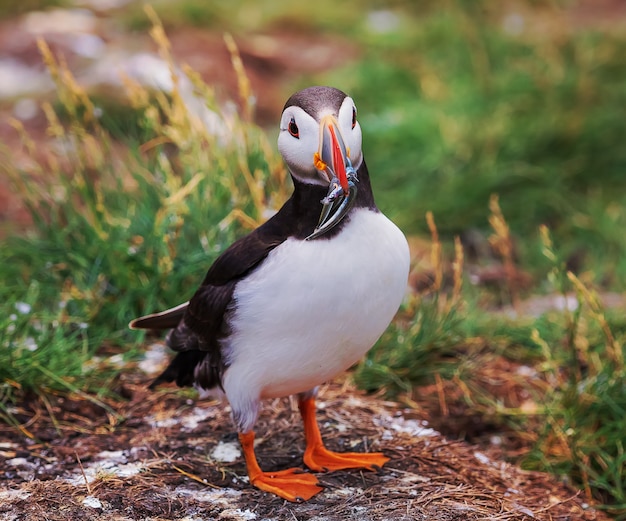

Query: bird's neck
<box><xmin>351</xmin><ymin>159</ymin><xmax>377</xmax><ymax>211</ymax></box>
<box><xmin>269</xmin><ymin>160</ymin><xmax>378</xmax><ymax>241</ymax></box>
<box><xmin>290</xmin><ymin>160</ymin><xmax>376</xmax><ymax>215</ymax></box>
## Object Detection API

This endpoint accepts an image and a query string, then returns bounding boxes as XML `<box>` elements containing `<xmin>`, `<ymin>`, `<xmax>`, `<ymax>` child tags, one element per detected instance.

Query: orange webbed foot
<box><xmin>304</xmin><ymin>444</ymin><xmax>389</xmax><ymax>472</ymax></box>
<box><xmin>249</xmin><ymin>467</ymin><xmax>323</xmax><ymax>502</ymax></box>
<box><xmin>299</xmin><ymin>396</ymin><xmax>390</xmax><ymax>473</ymax></box>
<box><xmin>239</xmin><ymin>431</ymin><xmax>323</xmax><ymax>502</ymax></box>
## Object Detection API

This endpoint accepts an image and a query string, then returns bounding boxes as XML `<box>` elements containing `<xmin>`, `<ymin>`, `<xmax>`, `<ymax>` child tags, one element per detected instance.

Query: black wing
<box><xmin>135</xmin><ymin>179</ymin><xmax>343</xmax><ymax>390</ymax></box>
<box><xmin>144</xmin><ymin>196</ymin><xmax>305</xmax><ymax>390</ymax></box>
<box><xmin>169</xmin><ymin>224</ymin><xmax>286</xmax><ymax>353</ymax></box>
<box><xmin>162</xmin><ymin>179</ymin><xmax>339</xmax><ymax>347</ymax></box>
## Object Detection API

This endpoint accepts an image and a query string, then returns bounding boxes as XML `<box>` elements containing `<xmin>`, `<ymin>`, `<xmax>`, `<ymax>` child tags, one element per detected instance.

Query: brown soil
<box><xmin>0</xmin><ymin>372</ymin><xmax>606</xmax><ymax>521</ymax></box>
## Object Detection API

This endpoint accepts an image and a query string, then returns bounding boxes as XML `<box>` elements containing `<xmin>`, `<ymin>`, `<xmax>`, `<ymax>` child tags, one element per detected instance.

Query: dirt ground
<box><xmin>0</xmin><ymin>349</ymin><xmax>608</xmax><ymax>521</ymax></box>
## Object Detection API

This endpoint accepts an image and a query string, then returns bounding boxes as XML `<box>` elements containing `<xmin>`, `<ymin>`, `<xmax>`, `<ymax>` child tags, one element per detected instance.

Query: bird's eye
<box><xmin>351</xmin><ymin>107</ymin><xmax>357</xmax><ymax>129</ymax></box>
<box><xmin>288</xmin><ymin>117</ymin><xmax>299</xmax><ymax>138</ymax></box>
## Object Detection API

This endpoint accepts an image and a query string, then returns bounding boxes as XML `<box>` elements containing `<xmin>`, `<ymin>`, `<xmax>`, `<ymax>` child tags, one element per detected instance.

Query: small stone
<box><xmin>211</xmin><ymin>441</ymin><xmax>241</xmax><ymax>463</ymax></box>
<box><xmin>82</xmin><ymin>495</ymin><xmax>103</xmax><ymax>509</ymax></box>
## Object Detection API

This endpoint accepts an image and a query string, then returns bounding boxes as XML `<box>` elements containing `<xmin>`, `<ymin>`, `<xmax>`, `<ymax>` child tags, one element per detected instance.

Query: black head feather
<box><xmin>283</xmin><ymin>86</ymin><xmax>347</xmax><ymax>121</ymax></box>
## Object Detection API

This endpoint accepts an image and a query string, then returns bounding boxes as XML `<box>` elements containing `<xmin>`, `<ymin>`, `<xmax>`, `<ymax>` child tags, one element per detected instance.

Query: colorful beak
<box><xmin>317</xmin><ymin>115</ymin><xmax>350</xmax><ymax>194</ymax></box>
<box><xmin>307</xmin><ymin>115</ymin><xmax>359</xmax><ymax>241</ymax></box>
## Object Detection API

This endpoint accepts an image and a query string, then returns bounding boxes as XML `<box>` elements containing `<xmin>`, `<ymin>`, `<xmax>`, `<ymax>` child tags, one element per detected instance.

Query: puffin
<box><xmin>130</xmin><ymin>86</ymin><xmax>410</xmax><ymax>502</ymax></box>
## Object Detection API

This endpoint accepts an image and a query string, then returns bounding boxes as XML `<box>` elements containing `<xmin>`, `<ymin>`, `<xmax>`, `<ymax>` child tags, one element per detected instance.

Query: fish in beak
<box><xmin>306</xmin><ymin>115</ymin><xmax>359</xmax><ymax>240</ymax></box>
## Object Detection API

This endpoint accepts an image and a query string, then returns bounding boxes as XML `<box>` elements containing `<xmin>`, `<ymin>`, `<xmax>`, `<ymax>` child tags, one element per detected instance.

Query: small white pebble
<box><xmin>211</xmin><ymin>441</ymin><xmax>241</xmax><ymax>463</ymax></box>
<box><xmin>82</xmin><ymin>495</ymin><xmax>103</xmax><ymax>509</ymax></box>
<box><xmin>23</xmin><ymin>337</ymin><xmax>38</xmax><ymax>351</ymax></box>
<box><xmin>516</xmin><ymin>365</ymin><xmax>537</xmax><ymax>378</ymax></box>
<box><xmin>473</xmin><ymin>451</ymin><xmax>491</xmax><ymax>465</ymax></box>
<box><xmin>490</xmin><ymin>435</ymin><xmax>502</xmax><ymax>446</ymax></box>
<box><xmin>15</xmin><ymin>302</ymin><xmax>31</xmax><ymax>314</ymax></box>
<box><xmin>221</xmin><ymin>508</ymin><xmax>257</xmax><ymax>520</ymax></box>
<box><xmin>7</xmin><ymin>457</ymin><xmax>31</xmax><ymax>467</ymax></box>
<box><xmin>107</xmin><ymin>354</ymin><xmax>125</xmax><ymax>367</ymax></box>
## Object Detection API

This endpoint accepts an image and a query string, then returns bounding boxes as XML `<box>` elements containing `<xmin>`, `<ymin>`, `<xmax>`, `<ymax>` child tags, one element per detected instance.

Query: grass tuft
<box><xmin>0</xmin><ymin>17</ymin><xmax>288</xmax><ymax>411</ymax></box>
<box><xmin>357</xmin><ymin>206</ymin><xmax>626</xmax><ymax>516</ymax></box>
<box><xmin>325</xmin><ymin>3</ymin><xmax>626</xmax><ymax>288</ymax></box>
<box><xmin>356</xmin><ymin>212</ymin><xmax>465</xmax><ymax>396</ymax></box>
<box><xmin>522</xmin><ymin>228</ymin><xmax>626</xmax><ymax>515</ymax></box>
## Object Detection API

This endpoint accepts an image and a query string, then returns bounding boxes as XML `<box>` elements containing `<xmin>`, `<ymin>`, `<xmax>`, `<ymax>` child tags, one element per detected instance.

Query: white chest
<box><xmin>222</xmin><ymin>208</ymin><xmax>410</xmax><ymax>400</ymax></box>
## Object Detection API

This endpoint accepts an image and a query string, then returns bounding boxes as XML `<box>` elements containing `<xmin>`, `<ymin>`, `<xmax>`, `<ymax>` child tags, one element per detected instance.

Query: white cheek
<box><xmin>337</xmin><ymin>98</ymin><xmax>363</xmax><ymax>167</ymax></box>
<box><xmin>278</xmin><ymin>132</ymin><xmax>316</xmax><ymax>171</ymax></box>
<box><xmin>278</xmin><ymin>140</ymin><xmax>302</xmax><ymax>173</ymax></box>
<box><xmin>277</xmin><ymin>132</ymin><xmax>293</xmax><ymax>161</ymax></box>
<box><xmin>277</xmin><ymin>107</ymin><xmax>319</xmax><ymax>173</ymax></box>
<box><xmin>349</xmin><ymin>124</ymin><xmax>363</xmax><ymax>166</ymax></box>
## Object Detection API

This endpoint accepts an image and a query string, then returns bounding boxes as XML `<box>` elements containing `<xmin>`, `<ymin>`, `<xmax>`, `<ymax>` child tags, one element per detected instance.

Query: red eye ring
<box><xmin>288</xmin><ymin>117</ymin><xmax>299</xmax><ymax>138</ymax></box>
<box><xmin>351</xmin><ymin>107</ymin><xmax>357</xmax><ymax>129</ymax></box>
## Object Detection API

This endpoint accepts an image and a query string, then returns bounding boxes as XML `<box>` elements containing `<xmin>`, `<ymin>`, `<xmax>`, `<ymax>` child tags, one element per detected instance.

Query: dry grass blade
<box><xmin>170</xmin><ymin>463</ymin><xmax>222</xmax><ymax>489</ymax></box>
<box><xmin>489</xmin><ymin>194</ymin><xmax>519</xmax><ymax>309</ymax></box>
<box><xmin>426</xmin><ymin>210</ymin><xmax>443</xmax><ymax>293</ymax></box>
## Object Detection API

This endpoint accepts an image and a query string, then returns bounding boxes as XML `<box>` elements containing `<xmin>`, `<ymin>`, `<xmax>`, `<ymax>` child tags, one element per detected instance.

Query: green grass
<box><xmin>1</xmin><ymin>1</ymin><xmax>626</xmax><ymax>517</ymax></box>
<box><xmin>355</xmin><ymin>225</ymin><xmax>626</xmax><ymax>518</ymax></box>
<box><xmin>317</xmin><ymin>5</ymin><xmax>626</xmax><ymax>288</ymax></box>
<box><xmin>0</xmin><ymin>0</ymin><xmax>65</xmax><ymax>19</ymax></box>
<box><xmin>0</xmin><ymin>35</ymin><xmax>287</xmax><ymax>401</ymax></box>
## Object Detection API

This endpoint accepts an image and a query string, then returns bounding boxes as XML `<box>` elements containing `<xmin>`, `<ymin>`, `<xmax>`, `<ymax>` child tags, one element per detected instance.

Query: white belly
<box><xmin>222</xmin><ymin>208</ymin><xmax>409</xmax><ymax>403</ymax></box>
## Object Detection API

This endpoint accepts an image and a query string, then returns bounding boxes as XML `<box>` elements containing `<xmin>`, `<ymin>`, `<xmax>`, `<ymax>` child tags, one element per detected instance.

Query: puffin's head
<box><xmin>278</xmin><ymin>86</ymin><xmax>363</xmax><ymax>239</ymax></box>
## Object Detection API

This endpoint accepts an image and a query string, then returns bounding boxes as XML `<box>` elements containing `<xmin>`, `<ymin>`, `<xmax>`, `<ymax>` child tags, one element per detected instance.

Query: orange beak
<box><xmin>315</xmin><ymin>115</ymin><xmax>350</xmax><ymax>194</ymax></box>
<box><xmin>307</xmin><ymin>115</ymin><xmax>359</xmax><ymax>241</ymax></box>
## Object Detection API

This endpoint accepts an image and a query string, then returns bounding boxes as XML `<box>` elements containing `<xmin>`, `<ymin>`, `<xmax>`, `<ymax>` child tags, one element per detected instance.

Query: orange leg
<box><xmin>239</xmin><ymin>431</ymin><xmax>323</xmax><ymax>502</ymax></box>
<box><xmin>299</xmin><ymin>396</ymin><xmax>390</xmax><ymax>472</ymax></box>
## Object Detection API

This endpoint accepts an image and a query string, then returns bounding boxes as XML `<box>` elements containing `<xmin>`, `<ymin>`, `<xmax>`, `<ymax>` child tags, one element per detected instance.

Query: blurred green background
<box><xmin>2</xmin><ymin>0</ymin><xmax>626</xmax><ymax>284</ymax></box>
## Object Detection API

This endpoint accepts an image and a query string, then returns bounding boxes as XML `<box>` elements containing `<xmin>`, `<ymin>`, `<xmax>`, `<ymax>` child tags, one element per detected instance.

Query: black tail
<box><xmin>149</xmin><ymin>351</ymin><xmax>223</xmax><ymax>391</ymax></box>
